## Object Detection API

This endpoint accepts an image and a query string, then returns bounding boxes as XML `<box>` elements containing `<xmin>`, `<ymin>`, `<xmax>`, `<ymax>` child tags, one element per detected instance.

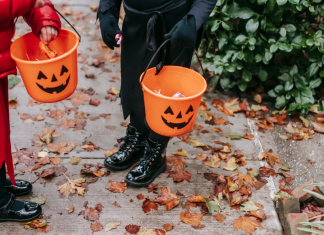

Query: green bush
<box><xmin>200</xmin><ymin>0</ymin><xmax>324</xmax><ymax>113</ymax></box>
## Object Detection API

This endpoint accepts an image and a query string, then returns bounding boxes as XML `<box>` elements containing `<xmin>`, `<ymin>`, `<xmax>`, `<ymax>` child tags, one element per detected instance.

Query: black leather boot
<box><xmin>6</xmin><ymin>179</ymin><xmax>32</xmax><ymax>197</ymax></box>
<box><xmin>104</xmin><ymin>125</ymin><xmax>147</xmax><ymax>171</ymax></box>
<box><xmin>0</xmin><ymin>194</ymin><xmax>42</xmax><ymax>222</ymax></box>
<box><xmin>124</xmin><ymin>138</ymin><xmax>167</xmax><ymax>187</ymax></box>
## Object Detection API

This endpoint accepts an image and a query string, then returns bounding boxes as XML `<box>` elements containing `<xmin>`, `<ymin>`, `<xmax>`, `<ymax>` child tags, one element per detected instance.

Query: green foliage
<box><xmin>201</xmin><ymin>0</ymin><xmax>324</xmax><ymax>113</ymax></box>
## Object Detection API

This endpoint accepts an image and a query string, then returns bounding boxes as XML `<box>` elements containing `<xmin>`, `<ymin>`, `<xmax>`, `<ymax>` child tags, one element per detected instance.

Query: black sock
<box><xmin>130</xmin><ymin>113</ymin><xmax>144</xmax><ymax>132</ymax></box>
<box><xmin>0</xmin><ymin>163</ymin><xmax>10</xmax><ymax>208</ymax></box>
<box><xmin>10</xmin><ymin>199</ymin><xmax>24</xmax><ymax>211</ymax></box>
<box><xmin>149</xmin><ymin>131</ymin><xmax>170</xmax><ymax>143</ymax></box>
<box><xmin>5</xmin><ymin>178</ymin><xmax>12</xmax><ymax>187</ymax></box>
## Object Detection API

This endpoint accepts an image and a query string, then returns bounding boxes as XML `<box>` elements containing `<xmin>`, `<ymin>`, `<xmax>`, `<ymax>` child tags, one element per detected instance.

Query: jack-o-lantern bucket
<box><xmin>140</xmin><ymin>41</ymin><xmax>207</xmax><ymax>137</ymax></box>
<box><xmin>10</xmin><ymin>29</ymin><xmax>79</xmax><ymax>103</ymax></box>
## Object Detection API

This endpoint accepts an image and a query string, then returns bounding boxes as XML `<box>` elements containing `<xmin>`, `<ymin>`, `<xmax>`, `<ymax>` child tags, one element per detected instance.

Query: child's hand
<box><xmin>34</xmin><ymin>0</ymin><xmax>44</xmax><ymax>8</ymax></box>
<box><xmin>39</xmin><ymin>26</ymin><xmax>58</xmax><ymax>44</ymax></box>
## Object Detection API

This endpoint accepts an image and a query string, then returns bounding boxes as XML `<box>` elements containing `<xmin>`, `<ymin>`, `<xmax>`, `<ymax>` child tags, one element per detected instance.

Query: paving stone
<box><xmin>277</xmin><ymin>197</ymin><xmax>300</xmax><ymax>234</ymax></box>
<box><xmin>286</xmin><ymin>213</ymin><xmax>309</xmax><ymax>235</ymax></box>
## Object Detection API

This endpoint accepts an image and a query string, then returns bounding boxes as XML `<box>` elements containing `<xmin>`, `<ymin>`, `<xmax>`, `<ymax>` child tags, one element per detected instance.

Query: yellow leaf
<box><xmin>223</xmin><ymin>157</ymin><xmax>238</xmax><ymax>171</ymax></box>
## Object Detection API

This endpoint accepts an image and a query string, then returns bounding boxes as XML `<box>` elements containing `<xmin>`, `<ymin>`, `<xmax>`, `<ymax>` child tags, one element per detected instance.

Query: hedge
<box><xmin>199</xmin><ymin>0</ymin><xmax>324</xmax><ymax>113</ymax></box>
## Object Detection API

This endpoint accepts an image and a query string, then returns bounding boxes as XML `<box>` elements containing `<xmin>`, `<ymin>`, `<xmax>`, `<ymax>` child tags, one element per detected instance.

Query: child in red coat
<box><xmin>0</xmin><ymin>0</ymin><xmax>61</xmax><ymax>222</ymax></box>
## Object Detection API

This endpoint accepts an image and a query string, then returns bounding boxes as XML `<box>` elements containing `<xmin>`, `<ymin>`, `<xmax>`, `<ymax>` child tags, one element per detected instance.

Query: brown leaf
<box><xmin>69</xmin><ymin>156</ymin><xmax>82</xmax><ymax>165</ymax></box>
<box><xmin>90</xmin><ymin>222</ymin><xmax>103</xmax><ymax>233</ymax></box>
<box><xmin>147</xmin><ymin>184</ymin><xmax>158</xmax><ymax>193</ymax></box>
<box><xmin>199</xmin><ymin>101</ymin><xmax>207</xmax><ymax>111</ymax></box>
<box><xmin>162</xmin><ymin>223</ymin><xmax>173</xmax><ymax>232</ymax></box>
<box><xmin>37</xmin><ymin>225</ymin><xmax>53</xmax><ymax>233</ymax></box>
<box><xmin>243</xmin><ymin>134</ymin><xmax>254</xmax><ymax>140</ymax></box>
<box><xmin>258</xmin><ymin>150</ymin><xmax>282</xmax><ymax>167</ymax></box>
<box><xmin>47</xmin><ymin>142</ymin><xmax>77</xmax><ymax>155</ymax></box>
<box><xmin>213</xmin><ymin>127</ymin><xmax>223</xmax><ymax>132</ymax></box>
<box><xmin>254</xmin><ymin>94</ymin><xmax>262</xmax><ymax>103</ymax></box>
<box><xmin>137</xmin><ymin>194</ymin><xmax>144</xmax><ymax>200</ymax></box>
<box><xmin>112</xmin><ymin>201</ymin><xmax>121</xmax><ymax>208</ymax></box>
<box><xmin>9</xmin><ymin>98</ymin><xmax>19</xmax><ymax>109</ymax></box>
<box><xmin>259</xmin><ymin>166</ymin><xmax>278</xmax><ymax>177</ymax></box>
<box><xmin>171</xmin><ymin>149</ymin><xmax>188</xmax><ymax>157</ymax></box>
<box><xmin>104</xmin><ymin>148</ymin><xmax>119</xmax><ymax>157</ymax></box>
<box><xmin>214</xmin><ymin>212</ymin><xmax>226</xmax><ymax>223</ymax></box>
<box><xmin>214</xmin><ymin>117</ymin><xmax>229</xmax><ymax>125</ymax></box>
<box><xmin>142</xmin><ymin>198</ymin><xmax>159</xmax><ymax>213</ymax></box>
<box><xmin>108</xmin><ymin>87</ymin><xmax>120</xmax><ymax>95</ymax></box>
<box><xmin>66</xmin><ymin>205</ymin><xmax>74</xmax><ymax>214</ymax></box>
<box><xmin>154</xmin><ymin>187</ymin><xmax>179</xmax><ymax>210</ymax></box>
<box><xmin>196</xmin><ymin>153</ymin><xmax>208</xmax><ymax>161</ymax></box>
<box><xmin>232</xmin><ymin>216</ymin><xmax>263</xmax><ymax>233</ymax></box>
<box><xmin>180</xmin><ymin>211</ymin><xmax>203</xmax><ymax>226</ymax></box>
<box><xmin>50</xmin><ymin>157</ymin><xmax>62</xmax><ymax>166</ymax></box>
<box><xmin>246</xmin><ymin>210</ymin><xmax>266</xmax><ymax>220</ymax></box>
<box><xmin>89</xmin><ymin>99</ymin><xmax>100</xmax><ymax>106</ymax></box>
<box><xmin>37</xmin><ymin>167</ymin><xmax>56</xmax><ymax>178</ymax></box>
<box><xmin>191</xmin><ymin>224</ymin><xmax>205</xmax><ymax>229</ymax></box>
<box><xmin>166</xmin><ymin>156</ymin><xmax>187</xmax><ymax>170</ymax></box>
<box><xmin>125</xmin><ymin>225</ymin><xmax>141</xmax><ymax>234</ymax></box>
<box><xmin>106</xmin><ymin>180</ymin><xmax>128</xmax><ymax>193</ymax></box>
<box><xmin>47</xmin><ymin>110</ymin><xmax>67</xmax><ymax>121</ymax></box>
<box><xmin>187</xmin><ymin>194</ymin><xmax>205</xmax><ymax>203</ymax></box>
<box><xmin>69</xmin><ymin>93</ymin><xmax>90</xmax><ymax>106</ymax></box>
<box><xmin>105</xmin><ymin>125</ymin><xmax>116</xmax><ymax>130</ymax></box>
<box><xmin>57</xmin><ymin>174</ymin><xmax>85</xmax><ymax>198</ymax></box>
<box><xmin>284</xmin><ymin>121</ymin><xmax>300</xmax><ymax>134</ymax></box>
<box><xmin>192</xmin><ymin>125</ymin><xmax>203</xmax><ymax>130</ymax></box>
<box><xmin>81</xmin><ymin>141</ymin><xmax>96</xmax><ymax>151</ymax></box>
<box><xmin>168</xmin><ymin>169</ymin><xmax>191</xmax><ymax>182</ymax></box>
<box><xmin>311</xmin><ymin>121</ymin><xmax>324</xmax><ymax>133</ymax></box>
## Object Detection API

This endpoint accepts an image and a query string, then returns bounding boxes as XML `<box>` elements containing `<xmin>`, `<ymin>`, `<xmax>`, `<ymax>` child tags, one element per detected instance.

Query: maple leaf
<box><xmin>37</xmin><ymin>128</ymin><xmax>55</xmax><ymax>144</ymax></box>
<box><xmin>47</xmin><ymin>141</ymin><xmax>78</xmax><ymax>155</ymax></box>
<box><xmin>142</xmin><ymin>198</ymin><xmax>159</xmax><ymax>213</ymax></box>
<box><xmin>180</xmin><ymin>211</ymin><xmax>203</xmax><ymax>226</ymax></box>
<box><xmin>66</xmin><ymin>205</ymin><xmax>74</xmax><ymax>214</ymax></box>
<box><xmin>47</xmin><ymin>110</ymin><xmax>66</xmax><ymax>121</ymax></box>
<box><xmin>171</xmin><ymin>149</ymin><xmax>188</xmax><ymax>157</ymax></box>
<box><xmin>168</xmin><ymin>169</ymin><xmax>191</xmax><ymax>182</ymax></box>
<box><xmin>214</xmin><ymin>212</ymin><xmax>226</xmax><ymax>223</ymax></box>
<box><xmin>258</xmin><ymin>150</ymin><xmax>282</xmax><ymax>167</ymax></box>
<box><xmin>90</xmin><ymin>222</ymin><xmax>103</xmax><ymax>233</ymax></box>
<box><xmin>36</xmin><ymin>167</ymin><xmax>56</xmax><ymax>178</ymax></box>
<box><xmin>106</xmin><ymin>180</ymin><xmax>128</xmax><ymax>193</ymax></box>
<box><xmin>154</xmin><ymin>187</ymin><xmax>179</xmax><ymax>210</ymax></box>
<box><xmin>187</xmin><ymin>194</ymin><xmax>205</xmax><ymax>203</ymax></box>
<box><xmin>221</xmin><ymin>146</ymin><xmax>232</xmax><ymax>153</ymax></box>
<box><xmin>256</xmin><ymin>120</ymin><xmax>274</xmax><ymax>130</ymax></box>
<box><xmin>80</xmin><ymin>141</ymin><xmax>96</xmax><ymax>151</ymax></box>
<box><xmin>147</xmin><ymin>184</ymin><xmax>159</xmax><ymax>193</ymax></box>
<box><xmin>166</xmin><ymin>156</ymin><xmax>187</xmax><ymax>169</ymax></box>
<box><xmin>104</xmin><ymin>148</ymin><xmax>119</xmax><ymax>157</ymax></box>
<box><xmin>33</xmin><ymin>156</ymin><xmax>51</xmax><ymax>170</ymax></box>
<box><xmin>162</xmin><ymin>223</ymin><xmax>173</xmax><ymax>232</ymax></box>
<box><xmin>57</xmin><ymin>173</ymin><xmax>85</xmax><ymax>198</ymax></box>
<box><xmin>232</xmin><ymin>216</ymin><xmax>263</xmax><ymax>233</ymax></box>
<box><xmin>240</xmin><ymin>199</ymin><xmax>264</xmax><ymax>211</ymax></box>
<box><xmin>69</xmin><ymin>156</ymin><xmax>82</xmax><ymax>165</ymax></box>
<box><xmin>223</xmin><ymin>157</ymin><xmax>238</xmax><ymax>171</ymax></box>
<box><xmin>105</xmin><ymin>222</ymin><xmax>121</xmax><ymax>232</ymax></box>
<box><xmin>69</xmin><ymin>93</ymin><xmax>90</xmax><ymax>106</ymax></box>
<box><xmin>125</xmin><ymin>225</ymin><xmax>141</xmax><ymax>234</ymax></box>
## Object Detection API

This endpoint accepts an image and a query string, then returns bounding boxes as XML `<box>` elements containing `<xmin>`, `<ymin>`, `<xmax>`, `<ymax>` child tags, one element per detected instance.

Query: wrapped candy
<box><xmin>39</xmin><ymin>40</ymin><xmax>57</xmax><ymax>59</ymax></box>
<box><xmin>115</xmin><ymin>34</ymin><xmax>123</xmax><ymax>45</ymax></box>
<box><xmin>172</xmin><ymin>92</ymin><xmax>185</xmax><ymax>98</ymax></box>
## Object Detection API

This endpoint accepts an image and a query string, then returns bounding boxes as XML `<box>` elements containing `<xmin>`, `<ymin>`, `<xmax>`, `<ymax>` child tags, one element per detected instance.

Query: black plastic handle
<box><xmin>44</xmin><ymin>2</ymin><xmax>81</xmax><ymax>42</ymax></box>
<box><xmin>140</xmin><ymin>39</ymin><xmax>205</xmax><ymax>84</ymax></box>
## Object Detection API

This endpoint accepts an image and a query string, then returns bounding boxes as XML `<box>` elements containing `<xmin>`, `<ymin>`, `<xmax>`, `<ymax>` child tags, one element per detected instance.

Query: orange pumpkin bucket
<box><xmin>140</xmin><ymin>40</ymin><xmax>207</xmax><ymax>137</ymax></box>
<box><xmin>11</xmin><ymin>28</ymin><xmax>79</xmax><ymax>103</ymax></box>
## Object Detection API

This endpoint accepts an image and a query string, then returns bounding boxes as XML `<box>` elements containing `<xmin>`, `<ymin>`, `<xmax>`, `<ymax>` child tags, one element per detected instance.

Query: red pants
<box><xmin>0</xmin><ymin>77</ymin><xmax>14</xmax><ymax>186</ymax></box>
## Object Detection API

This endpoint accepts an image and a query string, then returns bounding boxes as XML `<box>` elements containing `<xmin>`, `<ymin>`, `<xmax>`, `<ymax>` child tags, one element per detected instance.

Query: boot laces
<box><xmin>137</xmin><ymin>141</ymin><xmax>161</xmax><ymax>166</ymax></box>
<box><xmin>117</xmin><ymin>133</ymin><xmax>138</xmax><ymax>152</ymax></box>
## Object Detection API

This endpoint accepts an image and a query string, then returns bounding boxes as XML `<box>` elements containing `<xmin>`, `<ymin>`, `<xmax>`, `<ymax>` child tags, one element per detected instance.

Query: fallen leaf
<box><xmin>189</xmin><ymin>138</ymin><xmax>205</xmax><ymax>147</ymax></box>
<box><xmin>168</xmin><ymin>169</ymin><xmax>191</xmax><ymax>182</ymax></box>
<box><xmin>214</xmin><ymin>212</ymin><xmax>226</xmax><ymax>223</ymax></box>
<box><xmin>147</xmin><ymin>184</ymin><xmax>159</xmax><ymax>193</ymax></box>
<box><xmin>104</xmin><ymin>148</ymin><xmax>119</xmax><ymax>157</ymax></box>
<box><xmin>142</xmin><ymin>198</ymin><xmax>159</xmax><ymax>213</ymax></box>
<box><xmin>37</xmin><ymin>225</ymin><xmax>53</xmax><ymax>233</ymax></box>
<box><xmin>180</xmin><ymin>211</ymin><xmax>203</xmax><ymax>226</ymax></box>
<box><xmin>259</xmin><ymin>166</ymin><xmax>278</xmax><ymax>177</ymax></box>
<box><xmin>125</xmin><ymin>225</ymin><xmax>141</xmax><ymax>234</ymax></box>
<box><xmin>256</xmin><ymin>120</ymin><xmax>274</xmax><ymax>130</ymax></box>
<box><xmin>214</xmin><ymin>117</ymin><xmax>229</xmax><ymax>125</ymax></box>
<box><xmin>154</xmin><ymin>187</ymin><xmax>179</xmax><ymax>210</ymax></box>
<box><xmin>199</xmin><ymin>101</ymin><xmax>207</xmax><ymax>111</ymax></box>
<box><xmin>240</xmin><ymin>199</ymin><xmax>264</xmax><ymax>212</ymax></box>
<box><xmin>246</xmin><ymin>210</ymin><xmax>266</xmax><ymax>220</ymax></box>
<box><xmin>171</xmin><ymin>149</ymin><xmax>188</xmax><ymax>157</ymax></box>
<box><xmin>204</xmin><ymin>197</ymin><xmax>220</xmax><ymax>213</ymax></box>
<box><xmin>166</xmin><ymin>156</ymin><xmax>187</xmax><ymax>169</ymax></box>
<box><xmin>254</xmin><ymin>94</ymin><xmax>262</xmax><ymax>103</ymax></box>
<box><xmin>29</xmin><ymin>194</ymin><xmax>47</xmax><ymax>205</ymax></box>
<box><xmin>66</xmin><ymin>205</ymin><xmax>74</xmax><ymax>214</ymax></box>
<box><xmin>224</xmin><ymin>135</ymin><xmax>241</xmax><ymax>140</ymax></box>
<box><xmin>279</xmin><ymin>165</ymin><xmax>291</xmax><ymax>171</ymax></box>
<box><xmin>69</xmin><ymin>156</ymin><xmax>82</xmax><ymax>165</ymax></box>
<box><xmin>232</xmin><ymin>216</ymin><xmax>263</xmax><ymax>233</ymax></box>
<box><xmin>106</xmin><ymin>180</ymin><xmax>128</xmax><ymax>193</ymax></box>
<box><xmin>196</xmin><ymin>154</ymin><xmax>208</xmax><ymax>161</ymax></box>
<box><xmin>311</xmin><ymin>121</ymin><xmax>324</xmax><ymax>133</ymax></box>
<box><xmin>90</xmin><ymin>98</ymin><xmax>101</xmax><ymax>106</ymax></box>
<box><xmin>90</xmin><ymin>222</ymin><xmax>103</xmax><ymax>233</ymax></box>
<box><xmin>162</xmin><ymin>223</ymin><xmax>173</xmax><ymax>232</ymax></box>
<box><xmin>213</xmin><ymin>127</ymin><xmax>223</xmax><ymax>132</ymax></box>
<box><xmin>47</xmin><ymin>141</ymin><xmax>78</xmax><ymax>155</ymax></box>
<box><xmin>223</xmin><ymin>157</ymin><xmax>238</xmax><ymax>171</ymax></box>
<box><xmin>203</xmin><ymin>155</ymin><xmax>221</xmax><ymax>168</ymax></box>
<box><xmin>47</xmin><ymin>110</ymin><xmax>66</xmax><ymax>121</ymax></box>
<box><xmin>70</xmin><ymin>93</ymin><xmax>90</xmax><ymax>106</ymax></box>
<box><xmin>80</xmin><ymin>141</ymin><xmax>96</xmax><ymax>151</ymax></box>
<box><xmin>279</xmin><ymin>135</ymin><xmax>288</xmax><ymax>140</ymax></box>
<box><xmin>105</xmin><ymin>125</ymin><xmax>116</xmax><ymax>130</ymax></box>
<box><xmin>50</xmin><ymin>157</ymin><xmax>62</xmax><ymax>166</ymax></box>
<box><xmin>105</xmin><ymin>222</ymin><xmax>121</xmax><ymax>232</ymax></box>
<box><xmin>136</xmin><ymin>227</ymin><xmax>158</xmax><ymax>235</ymax></box>
<box><xmin>36</xmin><ymin>167</ymin><xmax>56</xmax><ymax>178</ymax></box>
<box><xmin>57</xmin><ymin>173</ymin><xmax>85</xmax><ymax>198</ymax></box>
<box><xmin>243</xmin><ymin>134</ymin><xmax>254</xmax><ymax>140</ymax></box>
<box><xmin>284</xmin><ymin>121</ymin><xmax>300</xmax><ymax>134</ymax></box>
<box><xmin>192</xmin><ymin>125</ymin><xmax>203</xmax><ymax>130</ymax></box>
<box><xmin>258</xmin><ymin>150</ymin><xmax>282</xmax><ymax>167</ymax></box>
<box><xmin>9</xmin><ymin>97</ymin><xmax>20</xmax><ymax>109</ymax></box>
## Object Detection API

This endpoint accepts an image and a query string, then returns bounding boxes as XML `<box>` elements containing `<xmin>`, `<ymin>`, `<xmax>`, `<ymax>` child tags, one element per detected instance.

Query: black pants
<box><xmin>0</xmin><ymin>162</ymin><xmax>10</xmax><ymax>208</ymax></box>
<box><xmin>121</xmin><ymin>1</ymin><xmax>194</xmax><ymax>143</ymax></box>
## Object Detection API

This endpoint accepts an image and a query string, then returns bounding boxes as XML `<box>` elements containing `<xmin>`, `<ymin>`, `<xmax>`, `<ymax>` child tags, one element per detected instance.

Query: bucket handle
<box><xmin>44</xmin><ymin>2</ymin><xmax>81</xmax><ymax>42</ymax></box>
<box><xmin>140</xmin><ymin>39</ymin><xmax>205</xmax><ymax>84</ymax></box>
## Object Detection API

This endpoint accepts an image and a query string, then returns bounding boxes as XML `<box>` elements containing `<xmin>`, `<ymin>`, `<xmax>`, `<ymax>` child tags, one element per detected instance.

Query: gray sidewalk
<box><xmin>0</xmin><ymin>1</ymin><xmax>285</xmax><ymax>234</ymax></box>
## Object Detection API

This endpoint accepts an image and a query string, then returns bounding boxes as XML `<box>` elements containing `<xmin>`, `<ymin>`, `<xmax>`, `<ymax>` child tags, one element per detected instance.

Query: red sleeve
<box><xmin>0</xmin><ymin>0</ymin><xmax>36</xmax><ymax>22</ymax></box>
<box><xmin>23</xmin><ymin>0</ymin><xmax>61</xmax><ymax>38</ymax></box>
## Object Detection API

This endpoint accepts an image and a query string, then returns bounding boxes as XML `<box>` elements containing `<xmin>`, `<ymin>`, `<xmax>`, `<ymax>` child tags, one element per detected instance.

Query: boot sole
<box><xmin>124</xmin><ymin>162</ymin><xmax>167</xmax><ymax>187</ymax></box>
<box><xmin>104</xmin><ymin>152</ymin><xmax>144</xmax><ymax>171</ymax></box>
<box><xmin>0</xmin><ymin>209</ymin><xmax>42</xmax><ymax>223</ymax></box>
<box><xmin>8</xmin><ymin>187</ymin><xmax>33</xmax><ymax>197</ymax></box>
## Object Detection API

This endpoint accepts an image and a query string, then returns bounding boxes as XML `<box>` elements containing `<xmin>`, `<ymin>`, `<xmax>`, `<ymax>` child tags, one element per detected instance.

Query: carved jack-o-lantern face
<box><xmin>36</xmin><ymin>65</ymin><xmax>70</xmax><ymax>94</ymax></box>
<box><xmin>161</xmin><ymin>105</ymin><xmax>194</xmax><ymax>129</ymax></box>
